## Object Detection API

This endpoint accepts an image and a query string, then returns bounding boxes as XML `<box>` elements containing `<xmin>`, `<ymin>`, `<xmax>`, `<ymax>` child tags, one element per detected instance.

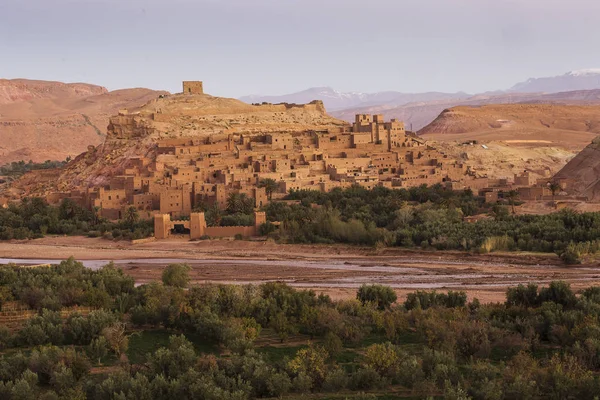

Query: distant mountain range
<box><xmin>240</xmin><ymin>70</ymin><xmax>600</xmax><ymax>130</ymax></box>
<box><xmin>509</xmin><ymin>69</ymin><xmax>600</xmax><ymax>93</ymax></box>
<box><xmin>240</xmin><ymin>88</ymin><xmax>471</xmax><ymax>112</ymax></box>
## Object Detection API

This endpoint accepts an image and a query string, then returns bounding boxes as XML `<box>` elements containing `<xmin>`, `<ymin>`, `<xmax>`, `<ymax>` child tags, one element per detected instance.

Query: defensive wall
<box><xmin>154</xmin><ymin>211</ymin><xmax>266</xmax><ymax>240</ymax></box>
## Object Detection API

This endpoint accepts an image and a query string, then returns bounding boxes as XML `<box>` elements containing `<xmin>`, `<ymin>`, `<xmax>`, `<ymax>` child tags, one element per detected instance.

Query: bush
<box><xmin>161</xmin><ymin>263</ymin><xmax>191</xmax><ymax>288</ymax></box>
<box><xmin>405</xmin><ymin>290</ymin><xmax>467</xmax><ymax>310</ymax></box>
<box><xmin>322</xmin><ymin>368</ymin><xmax>349</xmax><ymax>392</ymax></box>
<box><xmin>349</xmin><ymin>367</ymin><xmax>383</xmax><ymax>390</ymax></box>
<box><xmin>357</xmin><ymin>284</ymin><xmax>397</xmax><ymax>310</ymax></box>
<box><xmin>266</xmin><ymin>372</ymin><xmax>292</xmax><ymax>397</ymax></box>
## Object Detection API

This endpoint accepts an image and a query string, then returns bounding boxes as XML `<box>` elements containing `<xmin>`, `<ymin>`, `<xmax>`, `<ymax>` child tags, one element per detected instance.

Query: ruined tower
<box><xmin>182</xmin><ymin>81</ymin><xmax>204</xmax><ymax>94</ymax></box>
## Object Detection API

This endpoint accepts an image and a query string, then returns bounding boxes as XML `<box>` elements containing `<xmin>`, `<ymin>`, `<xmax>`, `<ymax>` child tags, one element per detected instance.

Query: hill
<box><xmin>331</xmin><ymin>89</ymin><xmax>600</xmax><ymax>131</ymax></box>
<box><xmin>49</xmin><ymin>92</ymin><xmax>346</xmax><ymax>192</ymax></box>
<box><xmin>418</xmin><ymin>104</ymin><xmax>600</xmax><ymax>179</ymax></box>
<box><xmin>0</xmin><ymin>79</ymin><xmax>168</xmax><ymax>164</ymax></box>
<box><xmin>554</xmin><ymin>137</ymin><xmax>600</xmax><ymax>200</ymax></box>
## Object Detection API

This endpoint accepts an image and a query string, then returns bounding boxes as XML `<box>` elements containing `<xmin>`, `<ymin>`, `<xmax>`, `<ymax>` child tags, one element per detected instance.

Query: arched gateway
<box><xmin>154</xmin><ymin>211</ymin><xmax>266</xmax><ymax>240</ymax></box>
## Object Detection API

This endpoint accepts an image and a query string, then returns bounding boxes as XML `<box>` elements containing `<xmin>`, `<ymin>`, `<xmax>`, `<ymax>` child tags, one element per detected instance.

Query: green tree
<box><xmin>161</xmin><ymin>263</ymin><xmax>191</xmax><ymax>288</ymax></box>
<box><xmin>259</xmin><ymin>178</ymin><xmax>279</xmax><ymax>200</ymax></box>
<box><xmin>363</xmin><ymin>342</ymin><xmax>401</xmax><ymax>378</ymax></box>
<box><xmin>548</xmin><ymin>181</ymin><xmax>561</xmax><ymax>202</ymax></box>
<box><xmin>125</xmin><ymin>206</ymin><xmax>139</xmax><ymax>226</ymax></box>
<box><xmin>505</xmin><ymin>190</ymin><xmax>519</xmax><ymax>215</ymax></box>
<box><xmin>288</xmin><ymin>345</ymin><xmax>328</xmax><ymax>389</ymax></box>
<box><xmin>102</xmin><ymin>323</ymin><xmax>129</xmax><ymax>357</ymax></box>
<box><xmin>87</xmin><ymin>337</ymin><xmax>109</xmax><ymax>365</ymax></box>
<box><xmin>357</xmin><ymin>284</ymin><xmax>397</xmax><ymax>310</ymax></box>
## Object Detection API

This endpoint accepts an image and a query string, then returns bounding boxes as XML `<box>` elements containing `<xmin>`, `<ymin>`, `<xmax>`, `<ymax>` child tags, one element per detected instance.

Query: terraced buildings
<box><xmin>45</xmin><ymin>82</ymin><xmax>483</xmax><ymax>224</ymax></box>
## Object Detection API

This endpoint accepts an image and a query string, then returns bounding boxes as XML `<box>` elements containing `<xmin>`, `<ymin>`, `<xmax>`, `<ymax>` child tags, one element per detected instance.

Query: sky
<box><xmin>2</xmin><ymin>0</ymin><xmax>600</xmax><ymax>98</ymax></box>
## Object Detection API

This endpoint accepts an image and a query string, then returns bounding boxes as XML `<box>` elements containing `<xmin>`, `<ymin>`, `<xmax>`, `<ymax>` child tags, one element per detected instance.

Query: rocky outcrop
<box><xmin>418</xmin><ymin>104</ymin><xmax>600</xmax><ymax>136</ymax></box>
<box><xmin>554</xmin><ymin>137</ymin><xmax>600</xmax><ymax>200</ymax></box>
<box><xmin>0</xmin><ymin>79</ymin><xmax>168</xmax><ymax>164</ymax></box>
<box><xmin>44</xmin><ymin>92</ymin><xmax>346</xmax><ymax>192</ymax></box>
<box><xmin>0</xmin><ymin>79</ymin><xmax>107</xmax><ymax>105</ymax></box>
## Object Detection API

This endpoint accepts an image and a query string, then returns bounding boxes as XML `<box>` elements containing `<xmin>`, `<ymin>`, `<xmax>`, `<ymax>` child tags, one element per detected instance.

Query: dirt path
<box><xmin>2</xmin><ymin>236</ymin><xmax>599</xmax><ymax>304</ymax></box>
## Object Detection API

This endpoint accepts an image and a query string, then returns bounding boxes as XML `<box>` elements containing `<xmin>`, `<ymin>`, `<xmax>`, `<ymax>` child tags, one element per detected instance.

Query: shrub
<box><xmin>161</xmin><ymin>263</ymin><xmax>191</xmax><ymax>288</ymax></box>
<box><xmin>322</xmin><ymin>368</ymin><xmax>349</xmax><ymax>392</ymax></box>
<box><xmin>357</xmin><ymin>284</ymin><xmax>397</xmax><ymax>310</ymax></box>
<box><xmin>349</xmin><ymin>367</ymin><xmax>383</xmax><ymax>390</ymax></box>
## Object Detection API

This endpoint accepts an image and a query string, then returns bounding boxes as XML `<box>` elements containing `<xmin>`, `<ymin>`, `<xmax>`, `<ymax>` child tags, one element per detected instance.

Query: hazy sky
<box><xmin>2</xmin><ymin>0</ymin><xmax>600</xmax><ymax>97</ymax></box>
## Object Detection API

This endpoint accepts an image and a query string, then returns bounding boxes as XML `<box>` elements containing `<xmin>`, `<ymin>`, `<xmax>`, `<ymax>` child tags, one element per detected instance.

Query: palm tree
<box><xmin>505</xmin><ymin>190</ymin><xmax>519</xmax><ymax>215</ymax></box>
<box><xmin>226</xmin><ymin>193</ymin><xmax>243</xmax><ymax>214</ymax></box>
<box><xmin>259</xmin><ymin>178</ymin><xmax>279</xmax><ymax>200</ymax></box>
<box><xmin>206</xmin><ymin>203</ymin><xmax>222</xmax><ymax>226</ymax></box>
<box><xmin>548</xmin><ymin>181</ymin><xmax>561</xmax><ymax>202</ymax></box>
<box><xmin>91</xmin><ymin>206</ymin><xmax>101</xmax><ymax>226</ymax></box>
<box><xmin>124</xmin><ymin>206</ymin><xmax>139</xmax><ymax>226</ymax></box>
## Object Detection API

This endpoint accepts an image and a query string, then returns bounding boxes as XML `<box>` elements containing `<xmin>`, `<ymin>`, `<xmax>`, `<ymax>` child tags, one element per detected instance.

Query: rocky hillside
<box><xmin>554</xmin><ymin>137</ymin><xmax>600</xmax><ymax>200</ymax></box>
<box><xmin>418</xmin><ymin>104</ymin><xmax>600</xmax><ymax>179</ymax></box>
<box><xmin>51</xmin><ymin>93</ymin><xmax>345</xmax><ymax>191</ymax></box>
<box><xmin>0</xmin><ymin>79</ymin><xmax>168</xmax><ymax>164</ymax></box>
<box><xmin>419</xmin><ymin>104</ymin><xmax>600</xmax><ymax>145</ymax></box>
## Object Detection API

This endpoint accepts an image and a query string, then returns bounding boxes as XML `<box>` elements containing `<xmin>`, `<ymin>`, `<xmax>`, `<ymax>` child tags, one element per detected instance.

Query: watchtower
<box><xmin>183</xmin><ymin>81</ymin><xmax>204</xmax><ymax>95</ymax></box>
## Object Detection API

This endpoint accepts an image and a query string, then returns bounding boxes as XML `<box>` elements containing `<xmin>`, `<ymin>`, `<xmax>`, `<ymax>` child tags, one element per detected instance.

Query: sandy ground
<box><xmin>2</xmin><ymin>236</ymin><xmax>600</xmax><ymax>304</ymax></box>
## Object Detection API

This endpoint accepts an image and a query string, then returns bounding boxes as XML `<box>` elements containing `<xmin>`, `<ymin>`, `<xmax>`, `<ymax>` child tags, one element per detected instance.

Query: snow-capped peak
<box><xmin>566</xmin><ymin>69</ymin><xmax>600</xmax><ymax>77</ymax></box>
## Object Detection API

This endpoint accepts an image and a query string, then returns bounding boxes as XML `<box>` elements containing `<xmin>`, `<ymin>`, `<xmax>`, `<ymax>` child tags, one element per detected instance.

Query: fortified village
<box><xmin>24</xmin><ymin>81</ymin><xmax>566</xmax><ymax>239</ymax></box>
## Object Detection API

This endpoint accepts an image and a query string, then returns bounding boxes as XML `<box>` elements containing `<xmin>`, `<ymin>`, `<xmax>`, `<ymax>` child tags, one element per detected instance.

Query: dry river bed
<box><xmin>2</xmin><ymin>236</ymin><xmax>600</xmax><ymax>303</ymax></box>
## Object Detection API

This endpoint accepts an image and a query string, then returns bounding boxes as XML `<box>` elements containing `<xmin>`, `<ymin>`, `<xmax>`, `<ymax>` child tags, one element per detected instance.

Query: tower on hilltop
<box><xmin>183</xmin><ymin>81</ymin><xmax>203</xmax><ymax>94</ymax></box>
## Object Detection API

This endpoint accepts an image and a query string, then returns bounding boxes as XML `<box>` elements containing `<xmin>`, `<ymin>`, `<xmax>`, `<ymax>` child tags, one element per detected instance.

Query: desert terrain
<box><xmin>2</xmin><ymin>236</ymin><xmax>600</xmax><ymax>304</ymax></box>
<box><xmin>0</xmin><ymin>79</ymin><xmax>168</xmax><ymax>164</ymax></box>
<box><xmin>419</xmin><ymin>104</ymin><xmax>600</xmax><ymax>178</ymax></box>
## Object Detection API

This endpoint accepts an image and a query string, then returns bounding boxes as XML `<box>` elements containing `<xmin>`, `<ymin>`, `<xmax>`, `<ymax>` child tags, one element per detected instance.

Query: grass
<box><xmin>127</xmin><ymin>329</ymin><xmax>219</xmax><ymax>364</ymax></box>
<box><xmin>256</xmin><ymin>344</ymin><xmax>307</xmax><ymax>363</ymax></box>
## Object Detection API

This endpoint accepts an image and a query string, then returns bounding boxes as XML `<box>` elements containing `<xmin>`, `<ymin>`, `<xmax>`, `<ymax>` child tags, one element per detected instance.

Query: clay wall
<box><xmin>133</xmin><ymin>193</ymin><xmax>158</xmax><ymax>210</ymax></box>
<box><xmin>205</xmin><ymin>226</ymin><xmax>256</xmax><ymax>237</ymax></box>
<box><xmin>94</xmin><ymin>189</ymin><xmax>126</xmax><ymax>210</ymax></box>
<box><xmin>514</xmin><ymin>172</ymin><xmax>536</xmax><ymax>187</ymax></box>
<box><xmin>183</xmin><ymin>81</ymin><xmax>204</xmax><ymax>94</ymax></box>
<box><xmin>267</xmin><ymin>134</ymin><xmax>294</xmax><ymax>150</ymax></box>
<box><xmin>326</xmin><ymin>158</ymin><xmax>371</xmax><ymax>170</ymax></box>
<box><xmin>518</xmin><ymin>187</ymin><xmax>547</xmax><ymax>200</ymax></box>
<box><xmin>351</xmin><ymin>133</ymin><xmax>372</xmax><ymax>147</ymax></box>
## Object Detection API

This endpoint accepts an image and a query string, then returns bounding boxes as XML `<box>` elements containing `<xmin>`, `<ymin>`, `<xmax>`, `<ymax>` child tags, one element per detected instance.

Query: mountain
<box><xmin>0</xmin><ymin>79</ymin><xmax>168</xmax><ymax>165</ymax></box>
<box><xmin>331</xmin><ymin>89</ymin><xmax>600</xmax><ymax>131</ymax></box>
<box><xmin>417</xmin><ymin>103</ymin><xmax>600</xmax><ymax>180</ymax></box>
<box><xmin>12</xmin><ymin>92</ymin><xmax>345</xmax><ymax>196</ymax></box>
<box><xmin>510</xmin><ymin>69</ymin><xmax>600</xmax><ymax>93</ymax></box>
<box><xmin>239</xmin><ymin>87</ymin><xmax>470</xmax><ymax>111</ymax></box>
<box><xmin>241</xmin><ymin>70</ymin><xmax>600</xmax><ymax>131</ymax></box>
<box><xmin>554</xmin><ymin>136</ymin><xmax>600</xmax><ymax>201</ymax></box>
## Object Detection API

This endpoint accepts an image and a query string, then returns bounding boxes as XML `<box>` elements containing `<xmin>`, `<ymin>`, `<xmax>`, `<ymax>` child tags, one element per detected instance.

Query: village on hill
<box><xmin>1</xmin><ymin>81</ymin><xmax>583</xmax><ymax>239</ymax></box>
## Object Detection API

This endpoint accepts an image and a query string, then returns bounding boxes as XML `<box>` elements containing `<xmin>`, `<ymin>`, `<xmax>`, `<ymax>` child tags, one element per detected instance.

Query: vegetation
<box><xmin>0</xmin><ymin>160</ymin><xmax>67</xmax><ymax>180</ymax></box>
<box><xmin>0</xmin><ymin>197</ymin><xmax>153</xmax><ymax>241</ymax></box>
<box><xmin>257</xmin><ymin>184</ymin><xmax>600</xmax><ymax>263</ymax></box>
<box><xmin>3</xmin><ymin>260</ymin><xmax>600</xmax><ymax>398</ymax></box>
<box><xmin>6</xmin><ymin>185</ymin><xmax>600</xmax><ymax>265</ymax></box>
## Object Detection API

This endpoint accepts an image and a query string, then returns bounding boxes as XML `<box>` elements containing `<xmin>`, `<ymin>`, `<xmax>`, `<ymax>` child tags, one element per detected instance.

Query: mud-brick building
<box><xmin>154</xmin><ymin>211</ymin><xmax>266</xmax><ymax>239</ymax></box>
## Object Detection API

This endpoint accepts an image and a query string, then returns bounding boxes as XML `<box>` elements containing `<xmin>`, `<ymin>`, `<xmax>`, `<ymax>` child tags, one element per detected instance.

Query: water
<box><xmin>0</xmin><ymin>257</ymin><xmax>575</xmax><ymax>290</ymax></box>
